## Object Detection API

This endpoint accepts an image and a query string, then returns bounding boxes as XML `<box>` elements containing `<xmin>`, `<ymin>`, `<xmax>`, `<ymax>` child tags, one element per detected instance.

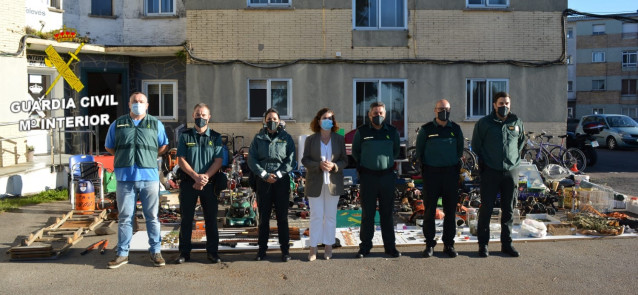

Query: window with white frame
<box><xmin>568</xmin><ymin>81</ymin><xmax>573</xmax><ymax>92</ymax></box>
<box><xmin>592</xmin><ymin>24</ymin><xmax>605</xmax><ymax>35</ymax></box>
<box><xmin>622</xmin><ymin>107</ymin><xmax>638</xmax><ymax>119</ymax></box>
<box><xmin>143</xmin><ymin>81</ymin><xmax>178</xmax><ymax>120</ymax></box>
<box><xmin>248</xmin><ymin>79</ymin><xmax>292</xmax><ymax>119</ymax></box>
<box><xmin>592</xmin><ymin>79</ymin><xmax>605</xmax><ymax>91</ymax></box>
<box><xmin>91</xmin><ymin>0</ymin><xmax>112</xmax><ymax>16</ymax></box>
<box><xmin>49</xmin><ymin>0</ymin><xmax>62</xmax><ymax>9</ymax></box>
<box><xmin>622</xmin><ymin>51</ymin><xmax>637</xmax><ymax>68</ymax></box>
<box><xmin>353</xmin><ymin>0</ymin><xmax>407</xmax><ymax>30</ymax></box>
<box><xmin>592</xmin><ymin>108</ymin><xmax>604</xmax><ymax>115</ymax></box>
<box><xmin>248</xmin><ymin>0</ymin><xmax>291</xmax><ymax>6</ymax></box>
<box><xmin>592</xmin><ymin>51</ymin><xmax>605</xmax><ymax>63</ymax></box>
<box><xmin>622</xmin><ymin>79</ymin><xmax>637</xmax><ymax>96</ymax></box>
<box><xmin>466</xmin><ymin>79</ymin><xmax>509</xmax><ymax>119</ymax></box>
<box><xmin>622</xmin><ymin>23</ymin><xmax>638</xmax><ymax>39</ymax></box>
<box><xmin>567</xmin><ymin>28</ymin><xmax>574</xmax><ymax>39</ymax></box>
<box><xmin>354</xmin><ymin>79</ymin><xmax>407</xmax><ymax>138</ymax></box>
<box><xmin>146</xmin><ymin>0</ymin><xmax>174</xmax><ymax>15</ymax></box>
<box><xmin>567</xmin><ymin>107</ymin><xmax>574</xmax><ymax>119</ymax></box>
<box><xmin>466</xmin><ymin>0</ymin><xmax>509</xmax><ymax>8</ymax></box>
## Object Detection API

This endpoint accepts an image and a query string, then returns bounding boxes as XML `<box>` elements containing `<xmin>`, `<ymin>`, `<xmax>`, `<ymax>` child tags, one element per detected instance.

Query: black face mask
<box><xmin>194</xmin><ymin>117</ymin><xmax>208</xmax><ymax>128</ymax></box>
<box><xmin>497</xmin><ymin>106</ymin><xmax>510</xmax><ymax>118</ymax></box>
<box><xmin>266</xmin><ymin>121</ymin><xmax>279</xmax><ymax>131</ymax></box>
<box><xmin>372</xmin><ymin>115</ymin><xmax>384</xmax><ymax>126</ymax></box>
<box><xmin>437</xmin><ymin>110</ymin><xmax>450</xmax><ymax>122</ymax></box>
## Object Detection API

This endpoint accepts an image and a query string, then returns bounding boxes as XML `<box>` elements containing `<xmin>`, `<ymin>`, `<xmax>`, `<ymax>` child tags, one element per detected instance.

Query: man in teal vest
<box><xmin>352</xmin><ymin>101</ymin><xmax>401</xmax><ymax>259</ymax></box>
<box><xmin>105</xmin><ymin>92</ymin><xmax>168</xmax><ymax>269</ymax></box>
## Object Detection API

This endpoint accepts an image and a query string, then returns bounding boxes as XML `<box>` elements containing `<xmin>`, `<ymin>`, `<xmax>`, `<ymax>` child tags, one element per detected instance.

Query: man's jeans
<box><xmin>115</xmin><ymin>181</ymin><xmax>161</xmax><ymax>256</ymax></box>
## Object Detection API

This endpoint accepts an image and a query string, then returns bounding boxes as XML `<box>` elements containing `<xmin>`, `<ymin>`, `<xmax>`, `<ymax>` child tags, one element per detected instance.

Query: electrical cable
<box><xmin>0</xmin><ymin>35</ymin><xmax>39</xmax><ymax>57</ymax></box>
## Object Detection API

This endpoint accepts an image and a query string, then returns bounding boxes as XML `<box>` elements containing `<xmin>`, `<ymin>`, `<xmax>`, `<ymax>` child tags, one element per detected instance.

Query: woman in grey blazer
<box><xmin>301</xmin><ymin>108</ymin><xmax>347</xmax><ymax>261</ymax></box>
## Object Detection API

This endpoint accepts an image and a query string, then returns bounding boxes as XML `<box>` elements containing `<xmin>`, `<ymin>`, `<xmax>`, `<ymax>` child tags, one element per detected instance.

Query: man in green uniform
<box><xmin>174</xmin><ymin>103</ymin><xmax>223</xmax><ymax>264</ymax></box>
<box><xmin>472</xmin><ymin>92</ymin><xmax>525</xmax><ymax>258</ymax></box>
<box><xmin>352</xmin><ymin>102</ymin><xmax>401</xmax><ymax>258</ymax></box>
<box><xmin>416</xmin><ymin>99</ymin><xmax>463</xmax><ymax>258</ymax></box>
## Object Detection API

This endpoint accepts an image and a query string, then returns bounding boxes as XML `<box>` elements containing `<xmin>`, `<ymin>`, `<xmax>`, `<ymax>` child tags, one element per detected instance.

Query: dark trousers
<box><xmin>178</xmin><ymin>180</ymin><xmax>219</xmax><ymax>255</ymax></box>
<box><xmin>477</xmin><ymin>167</ymin><xmax>517</xmax><ymax>245</ymax></box>
<box><xmin>422</xmin><ymin>166</ymin><xmax>459</xmax><ymax>247</ymax></box>
<box><xmin>256</xmin><ymin>175</ymin><xmax>290</xmax><ymax>254</ymax></box>
<box><xmin>359</xmin><ymin>172</ymin><xmax>396</xmax><ymax>251</ymax></box>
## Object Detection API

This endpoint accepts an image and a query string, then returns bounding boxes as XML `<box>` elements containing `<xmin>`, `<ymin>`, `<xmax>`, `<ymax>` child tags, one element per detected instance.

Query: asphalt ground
<box><xmin>1</xmin><ymin>148</ymin><xmax>637</xmax><ymax>294</ymax></box>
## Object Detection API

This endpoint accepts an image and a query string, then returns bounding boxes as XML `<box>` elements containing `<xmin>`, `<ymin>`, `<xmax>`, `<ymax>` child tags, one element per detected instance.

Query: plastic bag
<box><xmin>519</xmin><ymin>218</ymin><xmax>547</xmax><ymax>238</ymax></box>
<box><xmin>541</xmin><ymin>164</ymin><xmax>573</xmax><ymax>181</ymax></box>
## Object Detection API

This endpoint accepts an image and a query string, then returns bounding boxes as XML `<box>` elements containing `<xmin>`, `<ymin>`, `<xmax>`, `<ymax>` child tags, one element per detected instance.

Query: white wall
<box><xmin>25</xmin><ymin>0</ymin><xmax>63</xmax><ymax>32</ymax></box>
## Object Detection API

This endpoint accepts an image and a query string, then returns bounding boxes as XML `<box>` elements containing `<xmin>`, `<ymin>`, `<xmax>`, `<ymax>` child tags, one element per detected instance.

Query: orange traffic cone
<box><xmin>570</xmin><ymin>163</ymin><xmax>579</xmax><ymax>172</ymax></box>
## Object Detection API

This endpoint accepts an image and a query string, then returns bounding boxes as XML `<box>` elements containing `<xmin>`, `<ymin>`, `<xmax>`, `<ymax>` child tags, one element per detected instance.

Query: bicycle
<box><xmin>462</xmin><ymin>138</ymin><xmax>478</xmax><ymax>176</ymax></box>
<box><xmin>522</xmin><ymin>132</ymin><xmax>587</xmax><ymax>172</ymax></box>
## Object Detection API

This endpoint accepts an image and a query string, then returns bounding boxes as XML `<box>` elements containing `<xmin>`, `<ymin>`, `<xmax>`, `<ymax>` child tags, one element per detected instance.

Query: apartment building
<box><xmin>20</xmin><ymin>0</ymin><xmax>188</xmax><ymax>154</ymax></box>
<box><xmin>568</xmin><ymin>13</ymin><xmax>638</xmax><ymax>120</ymax></box>
<box><xmin>184</xmin><ymin>0</ymin><xmax>568</xmax><ymax>146</ymax></box>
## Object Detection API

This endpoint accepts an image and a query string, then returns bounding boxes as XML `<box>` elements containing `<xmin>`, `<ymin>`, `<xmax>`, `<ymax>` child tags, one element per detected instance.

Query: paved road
<box><xmin>582</xmin><ymin>148</ymin><xmax>638</xmax><ymax>196</ymax></box>
<box><xmin>1</xmin><ymin>201</ymin><xmax>637</xmax><ymax>294</ymax></box>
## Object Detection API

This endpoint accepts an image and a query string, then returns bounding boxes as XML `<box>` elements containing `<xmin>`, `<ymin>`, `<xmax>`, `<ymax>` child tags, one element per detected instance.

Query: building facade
<box><xmin>568</xmin><ymin>13</ymin><xmax>638</xmax><ymax>120</ymax></box>
<box><xmin>17</xmin><ymin>0</ymin><xmax>188</xmax><ymax>156</ymax></box>
<box><xmin>185</xmin><ymin>0</ymin><xmax>568</xmax><ymax>148</ymax></box>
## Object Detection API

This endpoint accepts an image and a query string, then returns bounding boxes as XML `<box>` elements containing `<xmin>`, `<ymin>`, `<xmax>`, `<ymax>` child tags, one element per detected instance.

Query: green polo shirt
<box><xmin>352</xmin><ymin>123</ymin><xmax>400</xmax><ymax>171</ymax></box>
<box><xmin>176</xmin><ymin>127</ymin><xmax>223</xmax><ymax>174</ymax></box>
<box><xmin>415</xmin><ymin>119</ymin><xmax>464</xmax><ymax>167</ymax></box>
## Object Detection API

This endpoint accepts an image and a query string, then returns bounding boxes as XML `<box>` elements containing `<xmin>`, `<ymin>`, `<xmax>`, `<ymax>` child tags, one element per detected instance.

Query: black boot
<box><xmin>478</xmin><ymin>244</ymin><xmax>489</xmax><ymax>258</ymax></box>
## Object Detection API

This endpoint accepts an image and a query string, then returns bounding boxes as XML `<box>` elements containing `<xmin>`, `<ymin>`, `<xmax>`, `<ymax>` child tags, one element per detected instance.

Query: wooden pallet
<box><xmin>9</xmin><ymin>210</ymin><xmax>106</xmax><ymax>261</ymax></box>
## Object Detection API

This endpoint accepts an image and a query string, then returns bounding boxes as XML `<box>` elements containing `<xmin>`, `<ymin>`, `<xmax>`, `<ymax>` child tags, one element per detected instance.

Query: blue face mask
<box><xmin>320</xmin><ymin>119</ymin><xmax>333</xmax><ymax>130</ymax></box>
<box><xmin>131</xmin><ymin>103</ymin><xmax>147</xmax><ymax>116</ymax></box>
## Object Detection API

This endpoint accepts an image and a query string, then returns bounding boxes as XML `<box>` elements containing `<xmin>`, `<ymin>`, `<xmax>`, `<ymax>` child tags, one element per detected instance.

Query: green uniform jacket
<box><xmin>472</xmin><ymin>111</ymin><xmax>525</xmax><ymax>172</ymax></box>
<box><xmin>113</xmin><ymin>114</ymin><xmax>159</xmax><ymax>168</ymax></box>
<box><xmin>352</xmin><ymin>123</ymin><xmax>400</xmax><ymax>170</ymax></box>
<box><xmin>176</xmin><ymin>128</ymin><xmax>223</xmax><ymax>174</ymax></box>
<box><xmin>247</xmin><ymin>128</ymin><xmax>296</xmax><ymax>180</ymax></box>
<box><xmin>416</xmin><ymin>119</ymin><xmax>464</xmax><ymax>167</ymax></box>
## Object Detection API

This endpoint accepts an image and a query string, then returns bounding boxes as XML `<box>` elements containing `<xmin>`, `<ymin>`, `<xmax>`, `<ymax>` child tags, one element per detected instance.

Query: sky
<box><xmin>568</xmin><ymin>0</ymin><xmax>638</xmax><ymax>14</ymax></box>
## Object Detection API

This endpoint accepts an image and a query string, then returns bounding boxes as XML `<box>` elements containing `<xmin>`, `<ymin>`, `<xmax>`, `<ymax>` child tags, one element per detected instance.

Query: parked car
<box><xmin>575</xmin><ymin>114</ymin><xmax>638</xmax><ymax>150</ymax></box>
<box><xmin>567</xmin><ymin>118</ymin><xmax>580</xmax><ymax>133</ymax></box>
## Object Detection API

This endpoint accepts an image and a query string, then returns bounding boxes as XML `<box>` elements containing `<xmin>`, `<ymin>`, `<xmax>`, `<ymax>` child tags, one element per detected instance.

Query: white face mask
<box><xmin>131</xmin><ymin>103</ymin><xmax>147</xmax><ymax>115</ymax></box>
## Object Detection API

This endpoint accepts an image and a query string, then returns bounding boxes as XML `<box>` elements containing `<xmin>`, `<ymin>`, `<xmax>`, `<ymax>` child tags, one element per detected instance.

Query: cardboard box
<box><xmin>548</xmin><ymin>223</ymin><xmax>576</xmax><ymax>236</ymax></box>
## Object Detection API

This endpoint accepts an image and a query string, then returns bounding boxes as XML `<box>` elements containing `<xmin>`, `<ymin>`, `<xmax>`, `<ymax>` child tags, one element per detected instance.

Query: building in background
<box><xmin>568</xmin><ymin>12</ymin><xmax>638</xmax><ymax>120</ymax></box>
<box><xmin>184</xmin><ymin>0</ymin><xmax>568</xmax><ymax>146</ymax></box>
<box><xmin>19</xmin><ymin>0</ymin><xmax>187</xmax><ymax>157</ymax></box>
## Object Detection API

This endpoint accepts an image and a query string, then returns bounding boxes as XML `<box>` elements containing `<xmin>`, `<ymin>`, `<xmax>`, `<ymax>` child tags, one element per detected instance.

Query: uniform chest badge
<box><xmin>186</xmin><ymin>142</ymin><xmax>196</xmax><ymax>147</ymax></box>
<box><xmin>428</xmin><ymin>134</ymin><xmax>439</xmax><ymax>138</ymax></box>
<box><xmin>208</xmin><ymin>141</ymin><xmax>213</xmax><ymax>146</ymax></box>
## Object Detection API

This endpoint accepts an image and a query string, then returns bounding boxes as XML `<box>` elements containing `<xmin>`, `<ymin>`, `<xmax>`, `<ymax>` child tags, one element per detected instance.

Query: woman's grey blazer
<box><xmin>301</xmin><ymin>132</ymin><xmax>348</xmax><ymax>197</ymax></box>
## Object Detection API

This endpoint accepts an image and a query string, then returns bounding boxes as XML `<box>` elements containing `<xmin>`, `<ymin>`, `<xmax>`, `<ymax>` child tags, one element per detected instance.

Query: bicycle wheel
<box><xmin>562</xmin><ymin>147</ymin><xmax>587</xmax><ymax>172</ymax></box>
<box><xmin>462</xmin><ymin>148</ymin><xmax>477</xmax><ymax>174</ymax></box>
<box><xmin>405</xmin><ymin>146</ymin><xmax>421</xmax><ymax>176</ymax></box>
<box><xmin>523</xmin><ymin>148</ymin><xmax>549</xmax><ymax>171</ymax></box>
<box><xmin>548</xmin><ymin>146</ymin><xmax>563</xmax><ymax>164</ymax></box>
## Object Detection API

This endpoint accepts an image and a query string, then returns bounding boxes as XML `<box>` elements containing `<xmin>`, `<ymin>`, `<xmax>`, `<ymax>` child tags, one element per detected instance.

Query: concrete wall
<box><xmin>1</xmin><ymin>0</ymin><xmax>29</xmax><ymax>167</ymax></box>
<box><xmin>25</xmin><ymin>0</ymin><xmax>63</xmax><ymax>32</ymax></box>
<box><xmin>64</xmin><ymin>0</ymin><xmax>186</xmax><ymax>46</ymax></box>
<box><xmin>187</xmin><ymin>63</ymin><xmax>566</xmax><ymax>144</ymax></box>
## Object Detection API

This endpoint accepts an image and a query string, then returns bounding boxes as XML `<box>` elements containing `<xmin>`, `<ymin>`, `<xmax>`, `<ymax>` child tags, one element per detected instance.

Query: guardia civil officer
<box><xmin>416</xmin><ymin>99</ymin><xmax>464</xmax><ymax>258</ymax></box>
<box><xmin>174</xmin><ymin>103</ymin><xmax>223</xmax><ymax>264</ymax></box>
<box><xmin>248</xmin><ymin>108</ymin><xmax>296</xmax><ymax>262</ymax></box>
<box><xmin>352</xmin><ymin>102</ymin><xmax>401</xmax><ymax>258</ymax></box>
<box><xmin>472</xmin><ymin>92</ymin><xmax>525</xmax><ymax>257</ymax></box>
